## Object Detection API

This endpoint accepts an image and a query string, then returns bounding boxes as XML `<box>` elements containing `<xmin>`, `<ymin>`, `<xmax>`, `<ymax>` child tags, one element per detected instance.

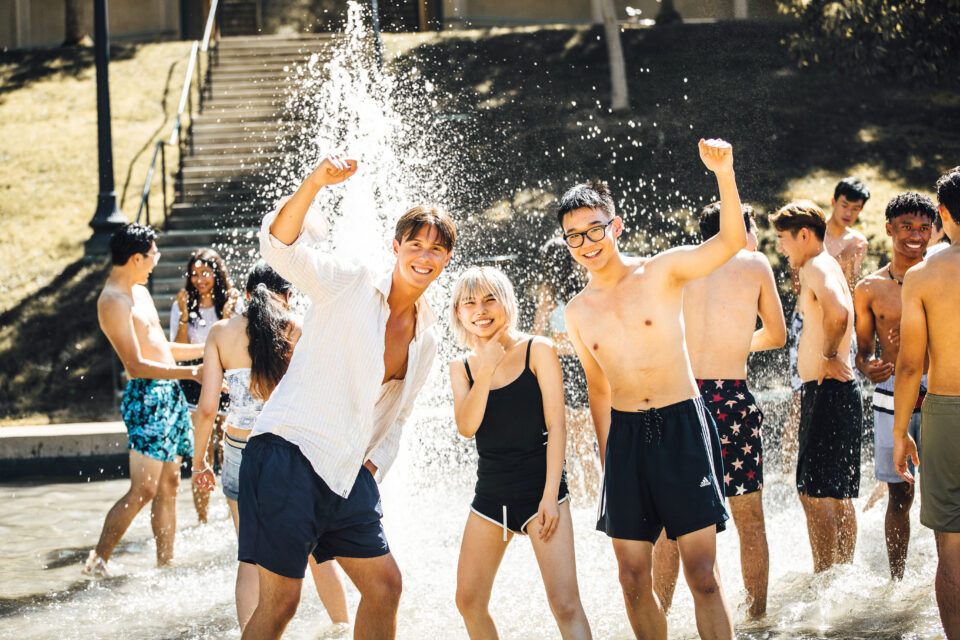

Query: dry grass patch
<box><xmin>0</xmin><ymin>41</ymin><xmax>194</xmax><ymax>313</ymax></box>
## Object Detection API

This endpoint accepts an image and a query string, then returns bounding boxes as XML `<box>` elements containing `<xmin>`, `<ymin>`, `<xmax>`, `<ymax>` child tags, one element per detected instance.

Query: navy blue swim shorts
<box><xmin>238</xmin><ymin>433</ymin><xmax>389</xmax><ymax>579</ymax></box>
<box><xmin>597</xmin><ymin>396</ymin><xmax>728</xmax><ymax>543</ymax></box>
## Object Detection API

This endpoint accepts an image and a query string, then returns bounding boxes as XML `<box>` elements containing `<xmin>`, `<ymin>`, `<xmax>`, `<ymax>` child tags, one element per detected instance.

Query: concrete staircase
<box><xmin>153</xmin><ymin>33</ymin><xmax>336</xmax><ymax>329</ymax></box>
<box><xmin>221</xmin><ymin>0</ymin><xmax>262</xmax><ymax>36</ymax></box>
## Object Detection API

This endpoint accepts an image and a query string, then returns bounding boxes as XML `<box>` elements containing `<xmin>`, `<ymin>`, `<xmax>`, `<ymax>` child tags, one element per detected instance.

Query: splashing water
<box><xmin>0</xmin><ymin>7</ymin><xmax>948</xmax><ymax>639</ymax></box>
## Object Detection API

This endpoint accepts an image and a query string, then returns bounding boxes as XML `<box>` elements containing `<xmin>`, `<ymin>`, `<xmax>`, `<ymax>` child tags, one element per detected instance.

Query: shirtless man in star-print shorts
<box><xmin>653</xmin><ymin>202</ymin><xmax>786</xmax><ymax>620</ymax></box>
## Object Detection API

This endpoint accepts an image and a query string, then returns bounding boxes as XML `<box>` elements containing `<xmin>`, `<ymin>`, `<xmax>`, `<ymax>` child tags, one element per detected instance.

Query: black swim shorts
<box><xmin>597</xmin><ymin>396</ymin><xmax>728</xmax><ymax>543</ymax></box>
<box><xmin>797</xmin><ymin>379</ymin><xmax>862</xmax><ymax>499</ymax></box>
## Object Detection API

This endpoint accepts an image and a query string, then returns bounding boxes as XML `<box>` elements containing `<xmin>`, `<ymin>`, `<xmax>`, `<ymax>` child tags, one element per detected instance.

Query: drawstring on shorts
<box><xmin>637</xmin><ymin>408</ymin><xmax>665</xmax><ymax>445</ymax></box>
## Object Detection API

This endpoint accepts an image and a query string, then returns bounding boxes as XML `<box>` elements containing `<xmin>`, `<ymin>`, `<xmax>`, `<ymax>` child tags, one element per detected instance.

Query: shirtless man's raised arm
<box><xmin>657</xmin><ymin>140</ymin><xmax>746</xmax><ymax>284</ymax></box>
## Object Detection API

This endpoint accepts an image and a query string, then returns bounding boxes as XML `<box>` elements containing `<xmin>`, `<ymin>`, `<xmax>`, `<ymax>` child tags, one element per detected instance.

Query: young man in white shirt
<box><xmin>239</xmin><ymin>155</ymin><xmax>456</xmax><ymax>640</ymax></box>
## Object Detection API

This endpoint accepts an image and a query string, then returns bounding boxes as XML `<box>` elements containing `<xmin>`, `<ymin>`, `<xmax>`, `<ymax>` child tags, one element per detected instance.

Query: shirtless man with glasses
<box><xmin>562</xmin><ymin>139</ymin><xmax>745</xmax><ymax>640</ymax></box>
<box><xmin>84</xmin><ymin>224</ymin><xmax>203</xmax><ymax>577</ymax></box>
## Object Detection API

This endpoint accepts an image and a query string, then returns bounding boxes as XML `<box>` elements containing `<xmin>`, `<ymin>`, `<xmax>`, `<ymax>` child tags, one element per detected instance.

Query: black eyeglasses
<box><xmin>563</xmin><ymin>220</ymin><xmax>614</xmax><ymax>248</ymax></box>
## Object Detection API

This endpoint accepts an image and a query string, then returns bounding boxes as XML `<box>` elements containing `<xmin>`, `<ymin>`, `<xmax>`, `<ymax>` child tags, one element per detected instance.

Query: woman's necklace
<box><xmin>887</xmin><ymin>264</ymin><xmax>903</xmax><ymax>286</ymax></box>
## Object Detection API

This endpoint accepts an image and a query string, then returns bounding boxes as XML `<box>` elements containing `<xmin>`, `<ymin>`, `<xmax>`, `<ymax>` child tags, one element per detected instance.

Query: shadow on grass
<box><xmin>393</xmin><ymin>21</ymin><xmax>960</xmax><ymax>271</ymax></box>
<box><xmin>0</xmin><ymin>257</ymin><xmax>116</xmax><ymax>422</ymax></box>
<box><xmin>0</xmin><ymin>42</ymin><xmax>139</xmax><ymax>97</ymax></box>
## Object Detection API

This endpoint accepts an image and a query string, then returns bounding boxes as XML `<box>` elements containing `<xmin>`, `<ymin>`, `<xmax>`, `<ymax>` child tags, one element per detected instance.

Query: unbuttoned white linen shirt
<box><xmin>250</xmin><ymin>200</ymin><xmax>438</xmax><ymax>498</ymax></box>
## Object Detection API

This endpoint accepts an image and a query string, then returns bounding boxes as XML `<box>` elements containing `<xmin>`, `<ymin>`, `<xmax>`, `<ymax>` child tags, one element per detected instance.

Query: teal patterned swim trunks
<box><xmin>120</xmin><ymin>379</ymin><xmax>193</xmax><ymax>462</ymax></box>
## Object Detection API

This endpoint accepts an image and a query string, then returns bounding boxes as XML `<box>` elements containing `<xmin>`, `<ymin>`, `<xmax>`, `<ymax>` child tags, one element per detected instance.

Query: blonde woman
<box><xmin>449</xmin><ymin>266</ymin><xmax>591</xmax><ymax>639</ymax></box>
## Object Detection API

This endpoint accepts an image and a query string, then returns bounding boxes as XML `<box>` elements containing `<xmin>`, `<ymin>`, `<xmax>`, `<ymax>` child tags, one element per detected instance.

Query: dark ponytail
<box><xmin>244</xmin><ymin>261</ymin><xmax>294</xmax><ymax>401</ymax></box>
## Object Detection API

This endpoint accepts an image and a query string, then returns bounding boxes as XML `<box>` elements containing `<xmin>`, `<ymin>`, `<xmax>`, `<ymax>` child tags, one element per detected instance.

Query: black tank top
<box><xmin>464</xmin><ymin>339</ymin><xmax>559</xmax><ymax>504</ymax></box>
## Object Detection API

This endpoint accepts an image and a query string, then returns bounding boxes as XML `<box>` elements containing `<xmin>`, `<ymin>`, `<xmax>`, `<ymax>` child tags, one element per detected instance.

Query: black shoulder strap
<box><xmin>525</xmin><ymin>339</ymin><xmax>533</xmax><ymax>369</ymax></box>
<box><xmin>463</xmin><ymin>356</ymin><xmax>473</xmax><ymax>384</ymax></box>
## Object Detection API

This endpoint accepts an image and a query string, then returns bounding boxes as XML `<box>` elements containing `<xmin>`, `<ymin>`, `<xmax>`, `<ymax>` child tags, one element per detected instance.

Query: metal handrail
<box><xmin>135</xmin><ymin>0</ymin><xmax>220</xmax><ymax>226</ymax></box>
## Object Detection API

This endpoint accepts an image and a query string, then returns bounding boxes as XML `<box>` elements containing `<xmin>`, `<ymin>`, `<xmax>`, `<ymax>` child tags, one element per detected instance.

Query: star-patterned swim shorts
<box><xmin>120</xmin><ymin>378</ymin><xmax>193</xmax><ymax>463</ymax></box>
<box><xmin>697</xmin><ymin>379</ymin><xmax>763</xmax><ymax>497</ymax></box>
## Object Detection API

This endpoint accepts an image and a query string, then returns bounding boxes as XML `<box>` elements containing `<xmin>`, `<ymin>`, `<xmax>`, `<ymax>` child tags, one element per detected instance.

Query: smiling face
<box><xmin>392</xmin><ymin>225</ymin><xmax>452</xmax><ymax>291</ymax></box>
<box><xmin>456</xmin><ymin>287</ymin><xmax>508</xmax><ymax>340</ymax></box>
<box><xmin>561</xmin><ymin>206</ymin><xmax>622</xmax><ymax>272</ymax></box>
<box><xmin>887</xmin><ymin>212</ymin><xmax>933</xmax><ymax>261</ymax></box>
<box><xmin>190</xmin><ymin>261</ymin><xmax>216</xmax><ymax>296</ymax></box>
<box><xmin>775</xmin><ymin>228</ymin><xmax>807</xmax><ymax>269</ymax></box>
<box><xmin>830</xmin><ymin>195</ymin><xmax>865</xmax><ymax>228</ymax></box>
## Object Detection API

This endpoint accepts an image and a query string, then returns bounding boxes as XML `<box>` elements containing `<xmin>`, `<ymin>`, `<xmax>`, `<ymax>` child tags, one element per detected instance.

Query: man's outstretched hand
<box><xmin>308</xmin><ymin>154</ymin><xmax>358</xmax><ymax>188</ymax></box>
<box><xmin>699</xmin><ymin>138</ymin><xmax>734</xmax><ymax>174</ymax></box>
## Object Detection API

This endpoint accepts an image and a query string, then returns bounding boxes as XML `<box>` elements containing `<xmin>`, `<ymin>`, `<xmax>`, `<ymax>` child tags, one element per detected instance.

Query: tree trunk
<box><xmin>593</xmin><ymin>0</ymin><xmax>629</xmax><ymax>112</ymax></box>
<box><xmin>63</xmin><ymin>0</ymin><xmax>92</xmax><ymax>46</ymax></box>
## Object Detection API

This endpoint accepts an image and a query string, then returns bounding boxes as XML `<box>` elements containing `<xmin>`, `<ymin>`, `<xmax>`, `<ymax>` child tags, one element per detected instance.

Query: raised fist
<box><xmin>698</xmin><ymin>138</ymin><xmax>734</xmax><ymax>174</ymax></box>
<box><xmin>309</xmin><ymin>154</ymin><xmax>359</xmax><ymax>188</ymax></box>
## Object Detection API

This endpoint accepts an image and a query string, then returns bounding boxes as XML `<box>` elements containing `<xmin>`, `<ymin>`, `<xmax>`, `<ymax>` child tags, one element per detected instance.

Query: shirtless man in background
<box><xmin>771</xmin><ymin>201</ymin><xmax>860</xmax><ymax>573</ymax></box>
<box><xmin>783</xmin><ymin>178</ymin><xmax>869</xmax><ymax>472</ymax></box>
<box><xmin>563</xmin><ymin>138</ymin><xmax>745</xmax><ymax>640</ymax></box>
<box><xmin>84</xmin><ymin>223</ymin><xmax>203</xmax><ymax>577</ymax></box>
<box><xmin>653</xmin><ymin>203</ymin><xmax>786</xmax><ymax>619</ymax></box>
<box><xmin>894</xmin><ymin>167</ymin><xmax>960</xmax><ymax>639</ymax></box>
<box><xmin>854</xmin><ymin>192</ymin><xmax>936</xmax><ymax>580</ymax></box>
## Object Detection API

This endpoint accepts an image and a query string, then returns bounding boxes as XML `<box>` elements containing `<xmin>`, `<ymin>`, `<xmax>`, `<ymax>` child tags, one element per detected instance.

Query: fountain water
<box><xmin>0</xmin><ymin>4</ymin><xmax>945</xmax><ymax>638</ymax></box>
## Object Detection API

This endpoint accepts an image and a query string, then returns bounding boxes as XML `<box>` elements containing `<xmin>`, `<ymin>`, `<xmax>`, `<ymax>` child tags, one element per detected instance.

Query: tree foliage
<box><xmin>778</xmin><ymin>0</ymin><xmax>960</xmax><ymax>82</ymax></box>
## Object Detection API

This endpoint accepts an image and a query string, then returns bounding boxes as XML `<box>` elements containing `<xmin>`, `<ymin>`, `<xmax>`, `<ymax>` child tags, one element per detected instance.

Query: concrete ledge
<box><xmin>0</xmin><ymin>422</ymin><xmax>129</xmax><ymax>481</ymax></box>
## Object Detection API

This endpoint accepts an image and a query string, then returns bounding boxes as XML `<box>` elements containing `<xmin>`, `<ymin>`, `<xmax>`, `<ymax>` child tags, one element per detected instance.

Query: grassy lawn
<box><xmin>1</xmin><ymin>22</ymin><xmax>957</xmax><ymax>424</ymax></box>
<box><xmin>0</xmin><ymin>41</ymin><xmax>193</xmax><ymax>313</ymax></box>
<box><xmin>0</xmin><ymin>41</ymin><xmax>193</xmax><ymax>424</ymax></box>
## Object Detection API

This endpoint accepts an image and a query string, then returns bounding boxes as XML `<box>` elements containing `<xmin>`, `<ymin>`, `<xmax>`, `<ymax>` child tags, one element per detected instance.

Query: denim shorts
<box><xmin>221</xmin><ymin>433</ymin><xmax>246</xmax><ymax>501</ymax></box>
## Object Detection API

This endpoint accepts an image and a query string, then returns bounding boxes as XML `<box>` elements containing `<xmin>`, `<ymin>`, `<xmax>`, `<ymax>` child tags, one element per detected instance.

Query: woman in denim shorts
<box><xmin>192</xmin><ymin>261</ymin><xmax>349</xmax><ymax>632</ymax></box>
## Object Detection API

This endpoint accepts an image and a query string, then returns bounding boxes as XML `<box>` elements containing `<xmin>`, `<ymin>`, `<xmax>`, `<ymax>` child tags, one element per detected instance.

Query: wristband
<box><xmin>192</xmin><ymin>465</ymin><xmax>212</xmax><ymax>475</ymax></box>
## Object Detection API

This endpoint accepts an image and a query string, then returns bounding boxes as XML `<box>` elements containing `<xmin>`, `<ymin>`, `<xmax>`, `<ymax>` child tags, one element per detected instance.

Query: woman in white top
<box><xmin>170</xmin><ymin>248</ymin><xmax>238</xmax><ymax>523</ymax></box>
<box><xmin>192</xmin><ymin>261</ymin><xmax>349</xmax><ymax>632</ymax></box>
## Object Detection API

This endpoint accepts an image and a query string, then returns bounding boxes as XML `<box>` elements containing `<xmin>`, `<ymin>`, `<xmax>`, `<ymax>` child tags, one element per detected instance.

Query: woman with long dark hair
<box><xmin>169</xmin><ymin>248</ymin><xmax>238</xmax><ymax>523</ymax></box>
<box><xmin>192</xmin><ymin>261</ymin><xmax>349</xmax><ymax>632</ymax></box>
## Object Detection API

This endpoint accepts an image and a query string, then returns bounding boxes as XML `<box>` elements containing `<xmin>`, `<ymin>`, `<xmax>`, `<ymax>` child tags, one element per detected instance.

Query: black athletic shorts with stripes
<box><xmin>597</xmin><ymin>396</ymin><xmax>728</xmax><ymax>543</ymax></box>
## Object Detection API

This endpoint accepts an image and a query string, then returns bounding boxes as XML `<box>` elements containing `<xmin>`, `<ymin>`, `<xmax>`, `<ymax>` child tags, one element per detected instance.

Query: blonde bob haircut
<box><xmin>449</xmin><ymin>266</ymin><xmax>518</xmax><ymax>348</ymax></box>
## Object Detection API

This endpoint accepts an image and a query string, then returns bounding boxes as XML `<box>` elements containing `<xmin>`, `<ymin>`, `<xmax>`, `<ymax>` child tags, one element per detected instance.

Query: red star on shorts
<box><xmin>721</xmin><ymin>446</ymin><xmax>729</xmax><ymax>459</ymax></box>
<box><xmin>712</xmin><ymin>393</ymin><xmax>723</xmax><ymax>403</ymax></box>
<box><xmin>717</xmin><ymin>412</ymin><xmax>729</xmax><ymax>422</ymax></box>
<box><xmin>733</xmin><ymin>380</ymin><xmax>742</xmax><ymax>387</ymax></box>
<box><xmin>747</xmin><ymin>470</ymin><xmax>756</xmax><ymax>480</ymax></box>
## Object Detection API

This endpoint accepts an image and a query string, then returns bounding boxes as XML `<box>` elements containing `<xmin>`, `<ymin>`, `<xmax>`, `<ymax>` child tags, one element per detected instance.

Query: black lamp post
<box><xmin>85</xmin><ymin>0</ymin><xmax>127</xmax><ymax>256</ymax></box>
